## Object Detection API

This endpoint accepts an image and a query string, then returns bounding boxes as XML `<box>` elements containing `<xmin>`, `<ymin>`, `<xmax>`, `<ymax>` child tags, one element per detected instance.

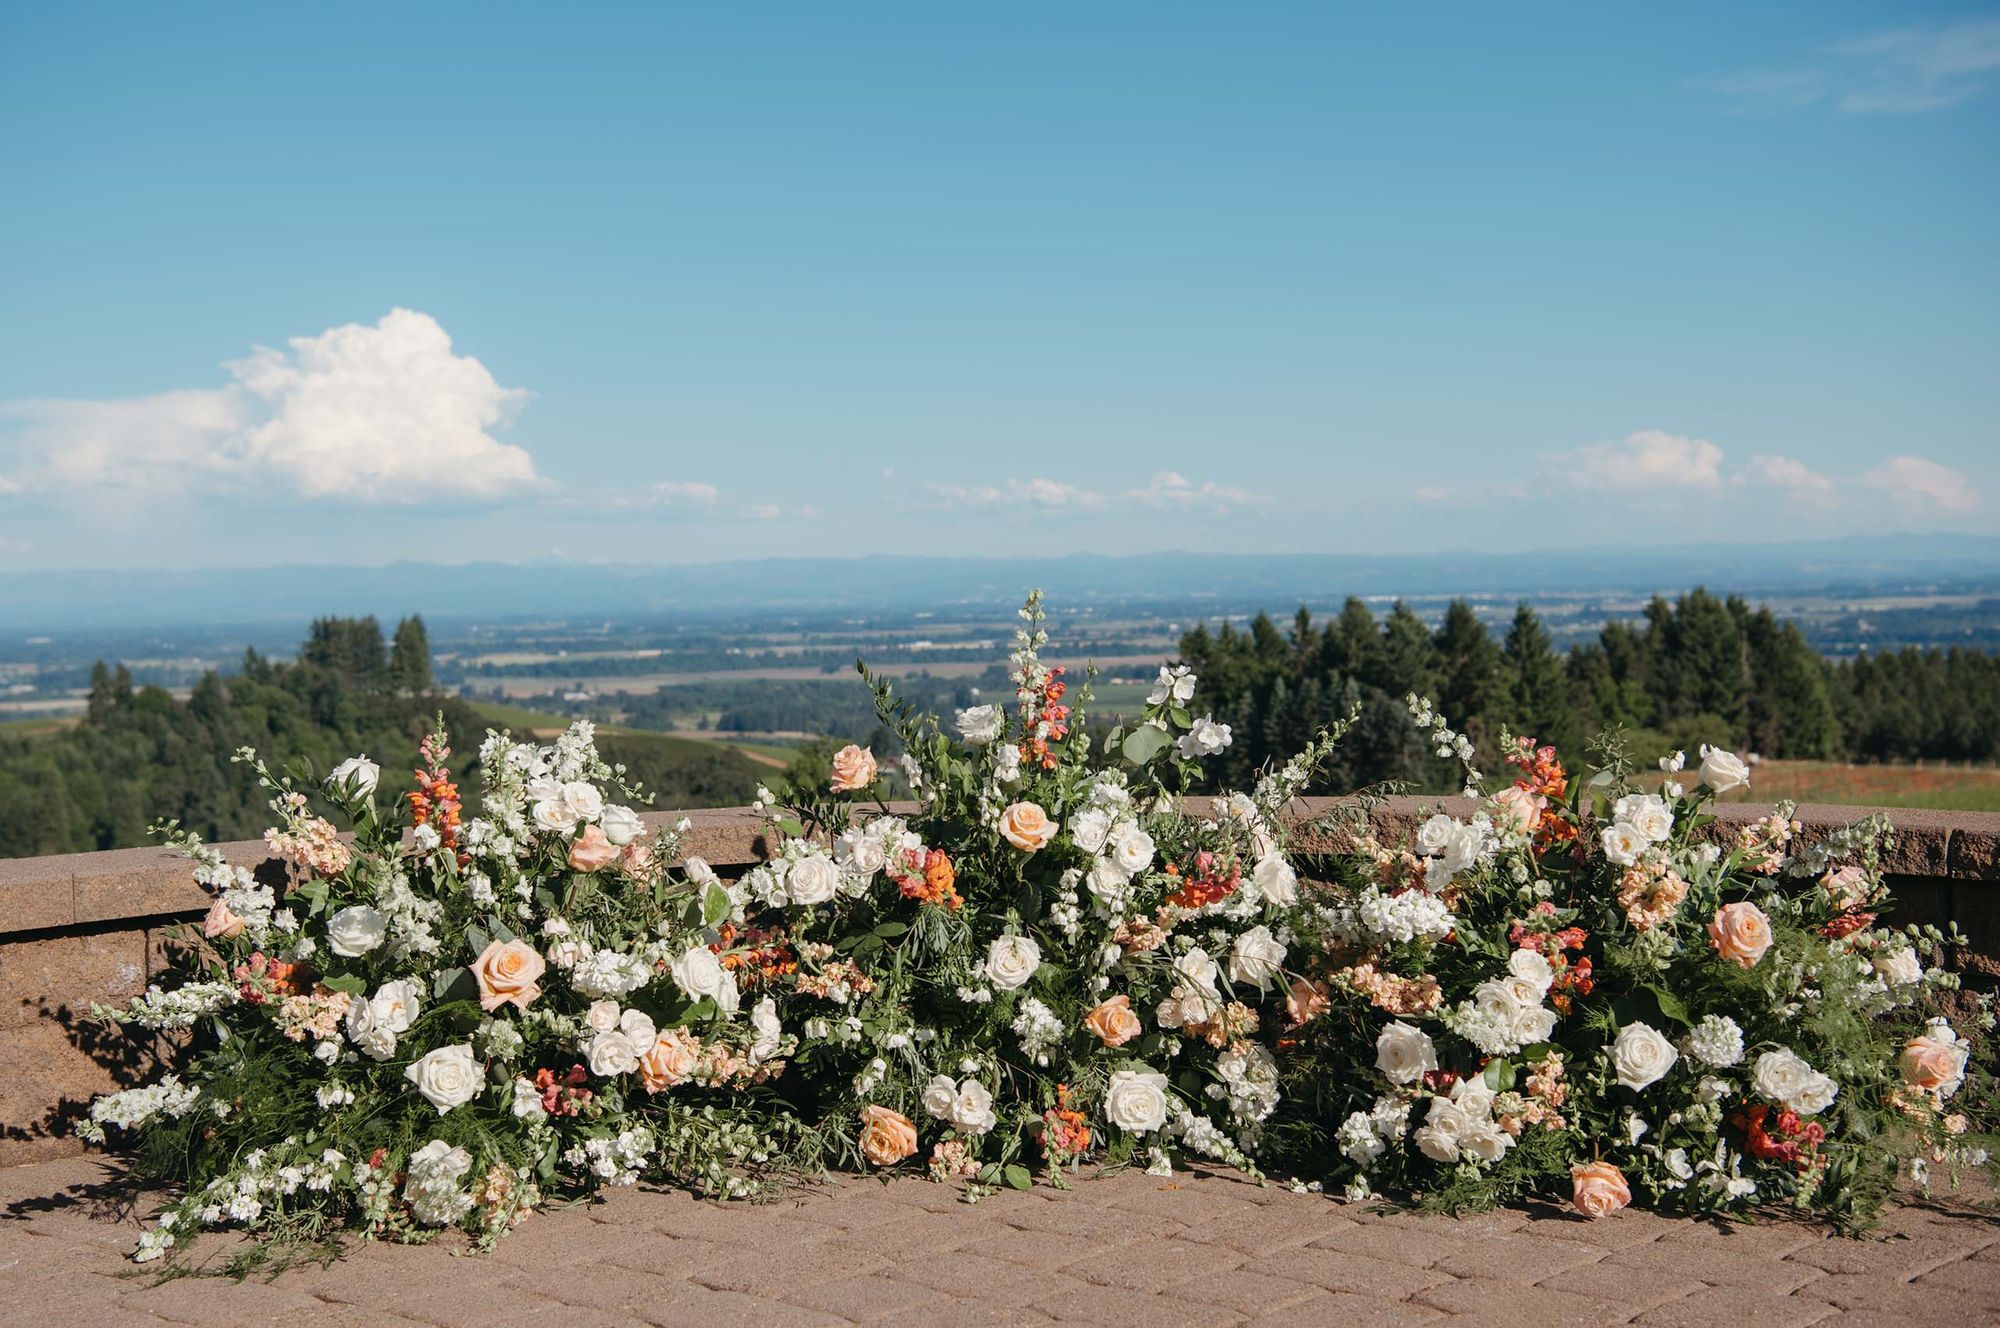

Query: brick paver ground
<box><xmin>2</xmin><ymin>1154</ymin><xmax>1994</xmax><ymax>1327</ymax></box>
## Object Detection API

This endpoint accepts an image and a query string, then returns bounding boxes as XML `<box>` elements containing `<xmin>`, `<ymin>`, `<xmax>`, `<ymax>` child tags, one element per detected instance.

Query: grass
<box><xmin>1707</xmin><ymin>759</ymin><xmax>2000</xmax><ymax>814</ymax></box>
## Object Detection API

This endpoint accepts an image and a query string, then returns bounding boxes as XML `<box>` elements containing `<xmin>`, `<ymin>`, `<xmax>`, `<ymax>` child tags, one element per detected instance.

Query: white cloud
<box><xmin>0</xmin><ymin>309</ymin><xmax>540</xmax><ymax>504</ymax></box>
<box><xmin>648</xmin><ymin>480</ymin><xmax>719</xmax><ymax>505</ymax></box>
<box><xmin>1701</xmin><ymin>19</ymin><xmax>2000</xmax><ymax>114</ymax></box>
<box><xmin>1562</xmin><ymin>430</ymin><xmax>1725</xmax><ymax>490</ymax></box>
<box><xmin>925</xmin><ymin>470</ymin><xmax>1265</xmax><ymax>514</ymax></box>
<box><xmin>1865</xmin><ymin>455</ymin><xmax>1981</xmax><ymax>512</ymax></box>
<box><xmin>1743</xmin><ymin>454</ymin><xmax>1834</xmax><ymax>495</ymax></box>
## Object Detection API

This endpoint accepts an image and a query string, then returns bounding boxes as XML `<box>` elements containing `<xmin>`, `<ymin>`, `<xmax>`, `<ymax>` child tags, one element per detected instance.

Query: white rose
<box><xmin>1698</xmin><ymin>744</ymin><xmax>1750</xmax><ymax>793</ymax></box>
<box><xmin>1460</xmin><ymin>1120</ymin><xmax>1512</xmax><ymax>1164</ymax></box>
<box><xmin>371</xmin><ymin>979</ymin><xmax>422</xmax><ymax>1033</ymax></box>
<box><xmin>1751</xmin><ymin>1048</ymin><xmax>1837</xmax><ymax>1116</ymax></box>
<box><xmin>1227</xmin><ymin>925</ymin><xmax>1287</xmax><ymax>989</ymax></box>
<box><xmin>1103</xmin><ymin>1068</ymin><xmax>1170</xmax><ymax>1134</ymax></box>
<box><xmin>344</xmin><ymin>996</ymin><xmax>398</xmax><ymax>1060</ymax></box>
<box><xmin>1109</xmin><ymin>823</ymin><xmax>1156</xmax><ymax>875</ymax></box>
<box><xmin>955</xmin><ymin>704</ymin><xmax>1004</xmax><ymax>747</ymax></box>
<box><xmin>1173</xmin><ymin>947</ymin><xmax>1220</xmax><ymax>993</ymax></box>
<box><xmin>1086</xmin><ymin>857</ymin><xmax>1132</xmax><ymax>902</ymax></box>
<box><xmin>1611</xmin><ymin>1021</ymin><xmax>1680</xmax><ymax>1091</ymax></box>
<box><xmin>562</xmin><ymin>781</ymin><xmax>606</xmax><ymax>822</ymax></box>
<box><xmin>1599</xmin><ymin>822</ymin><xmax>1646</xmax><ymax>867</ymax></box>
<box><xmin>921</xmin><ymin>1074</ymin><xmax>959</xmax><ymax>1120</ymax></box>
<box><xmin>832</xmin><ymin>827</ymin><xmax>887</xmax><ymax>875</ymax></box>
<box><xmin>584</xmin><ymin>1000</ymin><xmax>621</xmax><ymax>1033</ymax></box>
<box><xmin>1510</xmin><ymin>1003</ymin><xmax>1558</xmax><ymax>1046</ymax></box>
<box><xmin>1375</xmin><ymin>1020</ymin><xmax>1438</xmax><ymax>1086</ymax></box>
<box><xmin>1873</xmin><ymin>948</ymin><xmax>1923</xmax><ymax>986</ymax></box>
<box><xmin>1612</xmin><ymin>793</ymin><xmax>1674</xmax><ymax>843</ymax></box>
<box><xmin>748</xmin><ymin>996</ymin><xmax>783</xmax><ymax>1064</ymax></box>
<box><xmin>619</xmin><ymin>1008</ymin><xmax>657</xmax><ymax>1047</ymax></box>
<box><xmin>672</xmin><ymin>945</ymin><xmax>730</xmax><ymax>1004</ymax></box>
<box><xmin>1251</xmin><ymin>853</ymin><xmax>1298</xmax><ymax>908</ymax></box>
<box><xmin>1506</xmin><ymin>948</ymin><xmax>1554</xmax><ymax>997</ymax></box>
<box><xmin>600</xmin><ymin>804</ymin><xmax>644</xmax><ymax>846</ymax></box>
<box><xmin>1415</xmin><ymin>814</ymin><xmax>1455</xmax><ymax>855</ymax></box>
<box><xmin>786</xmin><ymin>852</ymin><xmax>841</xmax><ymax>906</ymax></box>
<box><xmin>1414</xmin><ymin>1098</ymin><xmax>1467</xmax><ymax>1162</ymax></box>
<box><xmin>327</xmin><ymin>905</ymin><xmax>387</xmax><ymax>958</ymax></box>
<box><xmin>531</xmin><ymin>798</ymin><xmax>578</xmax><ymax>834</ymax></box>
<box><xmin>327</xmin><ymin>755</ymin><xmax>380</xmax><ymax>797</ymax></box>
<box><xmin>949</xmin><ymin>1081</ymin><xmax>997</xmax><ymax>1134</ymax></box>
<box><xmin>586</xmin><ymin>1030</ymin><xmax>641</xmax><ymax>1078</ymax></box>
<box><xmin>983</xmin><ymin>934</ymin><xmax>1042</xmax><ymax>990</ymax></box>
<box><xmin>1069</xmin><ymin>807</ymin><xmax>1114</xmax><ymax>855</ymax></box>
<box><xmin>405</xmin><ymin>1044</ymin><xmax>484</xmax><ymax>1113</ymax></box>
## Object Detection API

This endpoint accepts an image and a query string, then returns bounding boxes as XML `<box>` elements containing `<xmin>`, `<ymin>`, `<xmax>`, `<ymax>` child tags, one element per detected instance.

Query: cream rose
<box><xmin>1708</xmin><ymin>901</ymin><xmax>1773</xmax><ymax>968</ymax></box>
<box><xmin>327</xmin><ymin>755</ymin><xmax>380</xmax><ymax>797</ymax></box>
<box><xmin>1899</xmin><ymin>1034</ymin><xmax>1968</xmax><ymax>1097</ymax></box>
<box><xmin>984</xmin><ymin>934</ymin><xmax>1042</xmax><ymax>990</ymax></box>
<box><xmin>1069</xmin><ymin>807</ymin><xmax>1114</xmax><ymax>854</ymax></box>
<box><xmin>1227</xmin><ymin>925</ymin><xmax>1287</xmax><ymax>989</ymax></box>
<box><xmin>1084</xmin><ymin>995</ymin><xmax>1142</xmax><ymax>1047</ymax></box>
<box><xmin>1491</xmin><ymin>785</ymin><xmax>1545</xmax><ymax>834</ymax></box>
<box><xmin>1873</xmin><ymin>948</ymin><xmax>1923</xmax><ymax>986</ymax></box>
<box><xmin>829</xmin><ymin>744</ymin><xmax>878</xmax><ymax>792</ymax></box>
<box><xmin>785</xmin><ymin>852</ymin><xmax>841</xmax><ymax>906</ymax></box>
<box><xmin>562</xmin><ymin>780</ymin><xmax>605</xmax><ymax>822</ymax></box>
<box><xmin>999</xmin><ymin>801</ymin><xmax>1059</xmax><ymax>852</ymax></box>
<box><xmin>671</xmin><ymin>945</ymin><xmax>736</xmax><ymax>1008</ymax></box>
<box><xmin>1571</xmin><ymin>1161</ymin><xmax>1631</xmax><ymax>1217</ymax></box>
<box><xmin>1610</xmin><ymin>1021</ymin><xmax>1679</xmax><ymax>1091</ymax></box>
<box><xmin>203</xmin><ymin>898</ymin><xmax>245</xmax><ymax>939</ymax></box>
<box><xmin>858</xmin><ymin>1105</ymin><xmax>918</xmax><ymax>1166</ymax></box>
<box><xmin>639</xmin><ymin>1030</ymin><xmax>700</xmax><ymax>1093</ymax></box>
<box><xmin>955</xmin><ymin>705</ymin><xmax>1004</xmax><ymax>746</ymax></box>
<box><xmin>371</xmin><ymin>979</ymin><xmax>422</xmax><ymax>1033</ymax></box>
<box><xmin>471</xmin><ymin>939</ymin><xmax>545</xmax><ymax>1012</ymax></box>
<box><xmin>586</xmin><ymin>1029</ymin><xmax>642</xmax><ymax>1078</ymax></box>
<box><xmin>599</xmin><ymin>804</ymin><xmax>645</xmax><ymax>846</ymax></box>
<box><xmin>1751</xmin><ymin>1048</ymin><xmax>1838</xmax><ymax>1116</ymax></box>
<box><xmin>1375</xmin><ymin>1020</ymin><xmax>1438</xmax><ymax>1086</ymax></box>
<box><xmin>405</xmin><ymin>1044</ymin><xmax>484</xmax><ymax>1114</ymax></box>
<box><xmin>1251</xmin><ymin>852</ymin><xmax>1298</xmax><ymax>907</ymax></box>
<box><xmin>326</xmin><ymin>904</ymin><xmax>387</xmax><ymax>958</ymax></box>
<box><xmin>1103</xmin><ymin>1067</ymin><xmax>1170</xmax><ymax>1134</ymax></box>
<box><xmin>1109</xmin><ymin>823</ymin><xmax>1156</xmax><ymax>875</ymax></box>
<box><xmin>1698</xmin><ymin>744</ymin><xmax>1750</xmax><ymax>793</ymax></box>
<box><xmin>1599</xmin><ymin>822</ymin><xmax>1646</xmax><ymax>868</ymax></box>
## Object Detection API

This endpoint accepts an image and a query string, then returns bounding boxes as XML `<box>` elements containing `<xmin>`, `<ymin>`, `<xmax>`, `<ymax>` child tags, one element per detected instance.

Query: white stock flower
<box><xmin>327</xmin><ymin>755</ymin><xmax>380</xmax><ymax>797</ymax></box>
<box><xmin>1698</xmin><ymin>744</ymin><xmax>1750</xmax><ymax>793</ymax></box>
<box><xmin>984</xmin><ymin>934</ymin><xmax>1042</xmax><ymax>990</ymax></box>
<box><xmin>1683</xmin><ymin>1015</ymin><xmax>1745</xmax><ymax>1068</ymax></box>
<box><xmin>955</xmin><ymin>705</ymin><xmax>1004</xmax><ymax>746</ymax></box>
<box><xmin>326</xmin><ymin>905</ymin><xmax>387</xmax><ymax>958</ymax></box>
<box><xmin>1375</xmin><ymin>1020</ymin><xmax>1438</xmax><ymax>1085</ymax></box>
<box><xmin>1103</xmin><ymin>1068</ymin><xmax>1171</xmax><ymax>1134</ymax></box>
<box><xmin>1226</xmin><ymin>925</ymin><xmax>1287</xmax><ymax>989</ymax></box>
<box><xmin>1610</xmin><ymin>1022</ymin><xmax>1679</xmax><ymax>1091</ymax></box>
<box><xmin>405</xmin><ymin>1044</ymin><xmax>484</xmax><ymax>1114</ymax></box>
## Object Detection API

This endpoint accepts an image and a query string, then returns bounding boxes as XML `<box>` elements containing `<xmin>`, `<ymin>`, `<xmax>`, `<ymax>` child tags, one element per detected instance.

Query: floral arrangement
<box><xmin>82</xmin><ymin>593</ymin><xmax>1994</xmax><ymax>1267</ymax></box>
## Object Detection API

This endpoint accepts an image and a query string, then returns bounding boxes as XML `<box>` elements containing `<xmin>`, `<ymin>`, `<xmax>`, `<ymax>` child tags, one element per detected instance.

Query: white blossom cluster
<box><xmin>1682</xmin><ymin>1014</ymin><xmax>1745</xmax><ymax>1068</ymax></box>
<box><xmin>1412</xmin><ymin>1077</ymin><xmax>1515</xmax><ymax>1165</ymax></box>
<box><xmin>403</xmin><ymin>1139</ymin><xmax>475</xmax><ymax>1226</ymax></box>
<box><xmin>74</xmin><ymin>1075</ymin><xmax>203</xmax><ymax>1144</ymax></box>
<box><xmin>1414</xmin><ymin>812</ymin><xmax>1497</xmax><ymax>887</ymax></box>
<box><xmin>1011</xmin><ymin>996</ymin><xmax>1065</xmax><ymax>1066</ymax></box>
<box><xmin>1326</xmin><ymin>883</ymin><xmax>1456</xmax><ymax>946</ymax></box>
<box><xmin>1210</xmin><ymin>1040</ymin><xmax>1282</xmax><ymax>1127</ymax></box>
<box><xmin>566</xmin><ymin>1127</ymin><xmax>654</xmax><ymax>1186</ymax></box>
<box><xmin>1442</xmin><ymin>949</ymin><xmax>1559</xmax><ymax>1057</ymax></box>
<box><xmin>100</xmin><ymin>980</ymin><xmax>239</xmax><ymax>1031</ymax></box>
<box><xmin>1337</xmin><ymin>1094</ymin><xmax>1414</xmax><ymax>1165</ymax></box>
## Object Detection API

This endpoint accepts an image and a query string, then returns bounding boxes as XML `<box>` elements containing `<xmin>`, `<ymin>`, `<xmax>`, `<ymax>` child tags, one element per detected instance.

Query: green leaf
<box><xmin>1121</xmin><ymin>725</ymin><xmax>1172</xmax><ymax>766</ymax></box>
<box><xmin>1002</xmin><ymin>1164</ymin><xmax>1034</xmax><ymax>1191</ymax></box>
<box><xmin>873</xmin><ymin>921</ymin><xmax>908</xmax><ymax>938</ymax></box>
<box><xmin>1645</xmin><ymin>983</ymin><xmax>1693</xmax><ymax>1027</ymax></box>
<box><xmin>1482</xmin><ymin>1058</ymin><xmax>1518</xmax><ymax>1092</ymax></box>
<box><xmin>432</xmin><ymin>967</ymin><xmax>478</xmax><ymax>1002</ymax></box>
<box><xmin>320</xmin><ymin>973</ymin><xmax>367</xmax><ymax>996</ymax></box>
<box><xmin>702</xmin><ymin>882</ymin><xmax>732</xmax><ymax>927</ymax></box>
<box><xmin>465</xmin><ymin>925</ymin><xmax>491</xmax><ymax>957</ymax></box>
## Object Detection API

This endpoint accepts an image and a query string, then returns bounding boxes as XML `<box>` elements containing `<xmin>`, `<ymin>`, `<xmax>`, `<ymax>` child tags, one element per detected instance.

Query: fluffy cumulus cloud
<box><xmin>0</xmin><ymin>310</ymin><xmax>541</xmax><ymax>504</ymax></box>
<box><xmin>1743</xmin><ymin>454</ymin><xmax>1834</xmax><ymax>495</ymax></box>
<box><xmin>1562</xmin><ymin>430</ymin><xmax>1725</xmax><ymax>490</ymax></box>
<box><xmin>926</xmin><ymin>470</ymin><xmax>1264</xmax><ymax>514</ymax></box>
<box><xmin>1866</xmin><ymin>455</ymin><xmax>1981</xmax><ymax>512</ymax></box>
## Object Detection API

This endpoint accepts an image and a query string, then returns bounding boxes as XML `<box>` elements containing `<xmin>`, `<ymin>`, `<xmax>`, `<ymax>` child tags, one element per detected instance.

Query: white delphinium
<box><xmin>100</xmin><ymin>981</ymin><xmax>239</xmax><ymax>1031</ymax></box>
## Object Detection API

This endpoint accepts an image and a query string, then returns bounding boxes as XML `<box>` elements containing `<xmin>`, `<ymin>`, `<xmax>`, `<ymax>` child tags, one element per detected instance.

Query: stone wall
<box><xmin>3</xmin><ymin>799</ymin><xmax>1995</xmax><ymax>1167</ymax></box>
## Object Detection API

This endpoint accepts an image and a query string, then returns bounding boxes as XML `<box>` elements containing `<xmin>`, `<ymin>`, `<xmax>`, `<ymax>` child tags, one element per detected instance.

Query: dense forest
<box><xmin>0</xmin><ymin>616</ymin><xmax>760</xmax><ymax>859</ymax></box>
<box><xmin>1179</xmin><ymin>588</ymin><xmax>2000</xmax><ymax>794</ymax></box>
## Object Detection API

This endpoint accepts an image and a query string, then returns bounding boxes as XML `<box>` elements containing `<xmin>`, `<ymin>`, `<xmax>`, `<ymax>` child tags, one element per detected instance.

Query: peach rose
<box><xmin>1083</xmin><ymin>995</ymin><xmax>1142</xmax><ymax>1048</ymax></box>
<box><xmin>1285</xmin><ymin>977</ymin><xmax>1331</xmax><ymax>1027</ymax></box>
<box><xmin>1571</xmin><ymin>1161</ymin><xmax>1631</xmax><ymax>1218</ymax></box>
<box><xmin>857</xmin><ymin>1104</ymin><xmax>918</xmax><ymax>1167</ymax></box>
<box><xmin>1899</xmin><ymin>1035</ymin><xmax>1968</xmax><ymax>1095</ymax></box>
<box><xmin>999</xmin><ymin>800</ymin><xmax>1059</xmax><ymax>852</ymax></box>
<box><xmin>471</xmin><ymin>938</ymin><xmax>547</xmax><ymax>1012</ymax></box>
<box><xmin>1491</xmin><ymin>785</ymin><xmax>1545</xmax><ymax>834</ymax></box>
<box><xmin>639</xmin><ymin>1029</ymin><xmax>701</xmax><ymax>1093</ymax></box>
<box><xmin>619</xmin><ymin>841</ymin><xmax>656</xmax><ymax>876</ymax></box>
<box><xmin>568</xmin><ymin>823</ymin><xmax>620</xmax><ymax>872</ymax></box>
<box><xmin>1707</xmin><ymin>901</ymin><xmax>1773</xmax><ymax>968</ymax></box>
<box><xmin>203</xmin><ymin>898</ymin><xmax>245</xmax><ymax>939</ymax></box>
<box><xmin>830</xmin><ymin>744</ymin><xmax>877</xmax><ymax>792</ymax></box>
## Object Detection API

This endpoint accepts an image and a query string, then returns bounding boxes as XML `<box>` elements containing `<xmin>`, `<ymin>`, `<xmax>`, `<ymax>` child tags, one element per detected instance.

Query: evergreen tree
<box><xmin>390</xmin><ymin>615</ymin><xmax>434</xmax><ymax>693</ymax></box>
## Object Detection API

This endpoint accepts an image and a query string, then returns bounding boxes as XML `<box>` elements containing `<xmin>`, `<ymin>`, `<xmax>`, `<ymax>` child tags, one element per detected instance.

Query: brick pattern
<box><xmin>2</xmin><ymin>1157</ymin><xmax>1993</xmax><ymax>1327</ymax></box>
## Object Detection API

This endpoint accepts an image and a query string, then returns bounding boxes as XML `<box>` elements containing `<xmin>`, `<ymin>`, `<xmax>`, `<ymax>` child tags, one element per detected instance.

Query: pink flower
<box><xmin>829</xmin><ymin>744</ymin><xmax>878</xmax><ymax>793</ymax></box>
<box><xmin>1707</xmin><ymin>901</ymin><xmax>1773</xmax><ymax>968</ymax></box>
<box><xmin>472</xmin><ymin>939</ymin><xmax>546</xmax><ymax>1012</ymax></box>
<box><xmin>1571</xmin><ymin>1161</ymin><xmax>1631</xmax><ymax>1217</ymax></box>
<box><xmin>568</xmin><ymin>823</ymin><xmax>620</xmax><ymax>872</ymax></box>
<box><xmin>1491</xmin><ymin>785</ymin><xmax>1545</xmax><ymax>834</ymax></box>
<box><xmin>203</xmin><ymin>898</ymin><xmax>245</xmax><ymax>939</ymax></box>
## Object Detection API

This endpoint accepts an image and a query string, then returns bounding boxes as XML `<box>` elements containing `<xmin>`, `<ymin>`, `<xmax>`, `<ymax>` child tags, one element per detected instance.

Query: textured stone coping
<box><xmin>4</xmin><ymin>797</ymin><xmax>1995</xmax><ymax>941</ymax></box>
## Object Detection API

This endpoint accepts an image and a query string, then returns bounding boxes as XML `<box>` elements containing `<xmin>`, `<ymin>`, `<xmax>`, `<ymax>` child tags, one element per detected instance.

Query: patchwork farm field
<box><xmin>1710</xmin><ymin>759</ymin><xmax>2000</xmax><ymax>813</ymax></box>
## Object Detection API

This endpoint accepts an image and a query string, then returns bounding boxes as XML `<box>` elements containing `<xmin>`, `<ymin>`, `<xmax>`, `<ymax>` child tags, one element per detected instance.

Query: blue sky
<box><xmin>2</xmin><ymin>2</ymin><xmax>1996</xmax><ymax>570</ymax></box>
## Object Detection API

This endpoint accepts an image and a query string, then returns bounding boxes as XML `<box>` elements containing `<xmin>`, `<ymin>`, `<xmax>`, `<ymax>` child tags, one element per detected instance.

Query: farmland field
<box><xmin>1708</xmin><ymin>760</ymin><xmax>2000</xmax><ymax>814</ymax></box>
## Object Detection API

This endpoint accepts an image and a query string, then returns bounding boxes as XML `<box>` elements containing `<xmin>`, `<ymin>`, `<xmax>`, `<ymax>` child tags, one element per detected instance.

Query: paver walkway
<box><xmin>1</xmin><ymin>1154</ymin><xmax>1994</xmax><ymax>1327</ymax></box>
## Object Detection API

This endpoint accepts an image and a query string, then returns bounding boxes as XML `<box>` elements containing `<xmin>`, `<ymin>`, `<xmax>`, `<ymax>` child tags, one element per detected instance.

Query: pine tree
<box><xmin>390</xmin><ymin>615</ymin><xmax>434</xmax><ymax>693</ymax></box>
<box><xmin>1502</xmin><ymin>603</ymin><xmax>1575</xmax><ymax>750</ymax></box>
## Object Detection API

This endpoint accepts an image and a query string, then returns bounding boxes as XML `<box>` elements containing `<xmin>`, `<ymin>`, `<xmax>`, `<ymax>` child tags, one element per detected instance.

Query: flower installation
<box><xmin>83</xmin><ymin>594</ymin><xmax>1994</xmax><ymax>1268</ymax></box>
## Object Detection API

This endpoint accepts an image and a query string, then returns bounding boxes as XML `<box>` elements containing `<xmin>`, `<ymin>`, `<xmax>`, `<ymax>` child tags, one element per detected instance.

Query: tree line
<box><xmin>1178</xmin><ymin>588</ymin><xmax>2000</xmax><ymax>793</ymax></box>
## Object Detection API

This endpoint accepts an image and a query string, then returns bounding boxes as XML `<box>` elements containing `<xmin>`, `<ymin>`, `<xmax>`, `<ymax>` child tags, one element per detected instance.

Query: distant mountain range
<box><xmin>4</xmin><ymin>535</ymin><xmax>1999</xmax><ymax>631</ymax></box>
